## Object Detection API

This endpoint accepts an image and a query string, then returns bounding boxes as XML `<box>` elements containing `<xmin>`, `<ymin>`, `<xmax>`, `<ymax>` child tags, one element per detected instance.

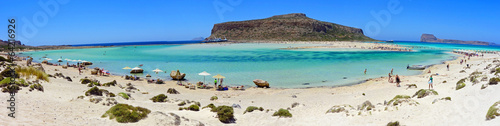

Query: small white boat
<box><xmin>407</xmin><ymin>65</ymin><xmax>426</xmax><ymax>70</ymax></box>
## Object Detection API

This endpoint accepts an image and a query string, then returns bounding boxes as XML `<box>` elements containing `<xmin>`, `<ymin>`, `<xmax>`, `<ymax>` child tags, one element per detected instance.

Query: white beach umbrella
<box><xmin>152</xmin><ymin>68</ymin><xmax>163</xmax><ymax>74</ymax></box>
<box><xmin>45</xmin><ymin>58</ymin><xmax>52</xmax><ymax>60</ymax></box>
<box><xmin>198</xmin><ymin>71</ymin><xmax>211</xmax><ymax>84</ymax></box>
<box><xmin>77</xmin><ymin>59</ymin><xmax>82</xmax><ymax>62</ymax></box>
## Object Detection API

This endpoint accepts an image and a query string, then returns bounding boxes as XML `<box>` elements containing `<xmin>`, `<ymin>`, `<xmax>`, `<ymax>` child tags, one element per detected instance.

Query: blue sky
<box><xmin>1</xmin><ymin>0</ymin><xmax>499</xmax><ymax>46</ymax></box>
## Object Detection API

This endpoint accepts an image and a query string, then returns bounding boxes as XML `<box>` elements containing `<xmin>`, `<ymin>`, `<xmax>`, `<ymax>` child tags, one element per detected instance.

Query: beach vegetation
<box><xmin>457</xmin><ymin>78</ymin><xmax>467</xmax><ymax>84</ymax></box>
<box><xmin>103</xmin><ymin>80</ymin><xmax>117</xmax><ymax>87</ymax></box>
<box><xmin>210</xmin><ymin>96</ymin><xmax>218</xmax><ymax>101</ymax></box>
<box><xmin>359</xmin><ymin>101</ymin><xmax>375</xmax><ymax>111</ymax></box>
<box><xmin>486</xmin><ymin>101</ymin><xmax>500</xmax><ymax>120</ymax></box>
<box><xmin>150</xmin><ymin>94</ymin><xmax>167</xmax><ymax>102</ymax></box>
<box><xmin>459</xmin><ymin>70</ymin><xmax>466</xmax><ymax>73</ymax></box>
<box><xmin>456</xmin><ymin>83</ymin><xmax>466</xmax><ymax>90</ymax></box>
<box><xmin>407</xmin><ymin>84</ymin><xmax>417</xmax><ymax>88</ymax></box>
<box><xmin>15</xmin><ymin>66</ymin><xmax>49</xmax><ymax>82</ymax></box>
<box><xmin>442</xmin><ymin>97</ymin><xmax>451</xmax><ymax>101</ymax></box>
<box><xmin>388</xmin><ymin>95</ymin><xmax>411</xmax><ymax>106</ymax></box>
<box><xmin>387</xmin><ymin>121</ymin><xmax>400</xmax><ymax>126</ymax></box>
<box><xmin>85</xmin><ymin>87</ymin><xmax>103</xmax><ymax>96</ymax></box>
<box><xmin>178</xmin><ymin>101</ymin><xmax>186</xmax><ymax>106</ymax></box>
<box><xmin>80</xmin><ymin>78</ymin><xmax>92</xmax><ymax>84</ymax></box>
<box><xmin>412</xmin><ymin>89</ymin><xmax>438</xmax><ymax>98</ymax></box>
<box><xmin>481</xmin><ymin>84</ymin><xmax>487</xmax><ymax>89</ymax></box>
<box><xmin>29</xmin><ymin>83</ymin><xmax>43</xmax><ymax>92</ymax></box>
<box><xmin>272</xmin><ymin>108</ymin><xmax>292</xmax><ymax>118</ymax></box>
<box><xmin>1</xmin><ymin>68</ymin><xmax>18</xmax><ymax>78</ymax></box>
<box><xmin>203</xmin><ymin>103</ymin><xmax>216</xmax><ymax>111</ymax></box>
<box><xmin>495</xmin><ymin>68</ymin><xmax>500</xmax><ymax>75</ymax></box>
<box><xmin>16</xmin><ymin>78</ymin><xmax>29</xmax><ymax>87</ymax></box>
<box><xmin>489</xmin><ymin>78</ymin><xmax>500</xmax><ymax>85</ymax></box>
<box><xmin>109</xmin><ymin>92</ymin><xmax>116</xmax><ymax>97</ymax></box>
<box><xmin>194</xmin><ymin>102</ymin><xmax>201</xmax><ymax>107</ymax></box>
<box><xmin>1</xmin><ymin>84</ymin><xmax>20</xmax><ymax>93</ymax></box>
<box><xmin>101</xmin><ymin>103</ymin><xmax>151</xmax><ymax>123</ymax></box>
<box><xmin>167</xmin><ymin>88</ymin><xmax>180</xmax><ymax>94</ymax></box>
<box><xmin>0</xmin><ymin>56</ymin><xmax>11</xmax><ymax>62</ymax></box>
<box><xmin>213</xmin><ymin>105</ymin><xmax>235</xmax><ymax>123</ymax></box>
<box><xmin>188</xmin><ymin>104</ymin><xmax>200</xmax><ymax>111</ymax></box>
<box><xmin>118</xmin><ymin>92</ymin><xmax>129</xmax><ymax>100</ymax></box>
<box><xmin>77</xmin><ymin>96</ymin><xmax>84</xmax><ymax>99</ymax></box>
<box><xmin>442</xmin><ymin>80</ymin><xmax>447</xmax><ymax>83</ymax></box>
<box><xmin>326</xmin><ymin>105</ymin><xmax>351</xmax><ymax>113</ymax></box>
<box><xmin>244</xmin><ymin>106</ymin><xmax>264</xmax><ymax>114</ymax></box>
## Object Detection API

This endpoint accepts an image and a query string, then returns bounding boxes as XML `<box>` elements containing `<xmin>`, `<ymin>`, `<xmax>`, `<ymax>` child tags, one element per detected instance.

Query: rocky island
<box><xmin>208</xmin><ymin>13</ymin><xmax>376</xmax><ymax>41</ymax></box>
<box><xmin>420</xmin><ymin>34</ymin><xmax>494</xmax><ymax>45</ymax></box>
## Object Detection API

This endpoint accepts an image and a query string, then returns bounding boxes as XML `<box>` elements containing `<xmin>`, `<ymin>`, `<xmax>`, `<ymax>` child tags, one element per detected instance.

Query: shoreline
<box><xmin>14</xmin><ymin>42</ymin><xmax>463</xmax><ymax>90</ymax></box>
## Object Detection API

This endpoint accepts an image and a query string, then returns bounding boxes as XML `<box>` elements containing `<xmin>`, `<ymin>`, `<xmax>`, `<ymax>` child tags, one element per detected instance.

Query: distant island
<box><xmin>420</xmin><ymin>34</ymin><xmax>494</xmax><ymax>45</ymax></box>
<box><xmin>208</xmin><ymin>13</ymin><xmax>376</xmax><ymax>41</ymax></box>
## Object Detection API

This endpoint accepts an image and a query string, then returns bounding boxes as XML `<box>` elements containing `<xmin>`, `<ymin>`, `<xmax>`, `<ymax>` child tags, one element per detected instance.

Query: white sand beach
<box><xmin>1</xmin><ymin>42</ymin><xmax>500</xmax><ymax>126</ymax></box>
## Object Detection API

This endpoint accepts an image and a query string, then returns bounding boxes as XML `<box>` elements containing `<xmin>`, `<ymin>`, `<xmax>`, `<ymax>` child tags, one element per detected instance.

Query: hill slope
<box><xmin>208</xmin><ymin>13</ymin><xmax>376</xmax><ymax>41</ymax></box>
<box><xmin>420</xmin><ymin>34</ymin><xmax>493</xmax><ymax>45</ymax></box>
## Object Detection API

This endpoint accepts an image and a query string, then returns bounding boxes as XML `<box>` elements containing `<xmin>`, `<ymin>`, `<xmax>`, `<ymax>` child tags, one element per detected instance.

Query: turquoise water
<box><xmin>19</xmin><ymin>42</ymin><xmax>499</xmax><ymax>88</ymax></box>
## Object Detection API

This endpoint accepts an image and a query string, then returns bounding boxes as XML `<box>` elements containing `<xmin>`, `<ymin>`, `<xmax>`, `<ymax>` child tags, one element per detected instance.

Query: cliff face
<box><xmin>420</xmin><ymin>34</ymin><xmax>492</xmax><ymax>45</ymax></box>
<box><xmin>208</xmin><ymin>13</ymin><xmax>376</xmax><ymax>41</ymax></box>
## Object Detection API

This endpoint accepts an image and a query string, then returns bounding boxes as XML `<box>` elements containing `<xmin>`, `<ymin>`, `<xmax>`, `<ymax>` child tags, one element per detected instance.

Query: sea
<box><xmin>19</xmin><ymin>41</ymin><xmax>500</xmax><ymax>88</ymax></box>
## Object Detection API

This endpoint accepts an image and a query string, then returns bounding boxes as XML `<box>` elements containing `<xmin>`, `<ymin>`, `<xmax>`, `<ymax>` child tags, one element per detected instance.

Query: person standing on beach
<box><xmin>391</xmin><ymin>68</ymin><xmax>393</xmax><ymax>75</ymax></box>
<box><xmin>429</xmin><ymin>75</ymin><xmax>434</xmax><ymax>89</ymax></box>
<box><xmin>78</xmin><ymin>67</ymin><xmax>81</xmax><ymax>75</ymax></box>
<box><xmin>447</xmin><ymin>64</ymin><xmax>450</xmax><ymax>71</ymax></box>
<box><xmin>388</xmin><ymin>73</ymin><xmax>392</xmax><ymax>82</ymax></box>
<box><xmin>214</xmin><ymin>79</ymin><xmax>217</xmax><ymax>88</ymax></box>
<box><xmin>395</xmin><ymin>75</ymin><xmax>401</xmax><ymax>87</ymax></box>
<box><xmin>364</xmin><ymin>69</ymin><xmax>367</xmax><ymax>74</ymax></box>
<box><xmin>221</xmin><ymin>78</ymin><xmax>224</xmax><ymax>85</ymax></box>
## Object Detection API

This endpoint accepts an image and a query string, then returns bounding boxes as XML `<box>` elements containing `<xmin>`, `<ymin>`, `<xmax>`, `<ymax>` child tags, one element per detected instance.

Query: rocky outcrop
<box><xmin>253</xmin><ymin>79</ymin><xmax>270</xmax><ymax>88</ymax></box>
<box><xmin>209</xmin><ymin>13</ymin><xmax>376</xmax><ymax>41</ymax></box>
<box><xmin>420</xmin><ymin>34</ymin><xmax>493</xmax><ymax>45</ymax></box>
<box><xmin>170</xmin><ymin>70</ymin><xmax>186</xmax><ymax>80</ymax></box>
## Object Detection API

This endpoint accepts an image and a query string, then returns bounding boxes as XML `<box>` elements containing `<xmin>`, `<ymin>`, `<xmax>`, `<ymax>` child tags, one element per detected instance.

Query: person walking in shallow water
<box><xmin>364</xmin><ymin>69</ymin><xmax>367</xmax><ymax>74</ymax></box>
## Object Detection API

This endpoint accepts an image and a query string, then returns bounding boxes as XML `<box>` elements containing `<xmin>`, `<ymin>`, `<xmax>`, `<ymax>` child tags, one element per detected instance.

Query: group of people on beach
<box><xmin>387</xmin><ymin>68</ymin><xmax>402</xmax><ymax>87</ymax></box>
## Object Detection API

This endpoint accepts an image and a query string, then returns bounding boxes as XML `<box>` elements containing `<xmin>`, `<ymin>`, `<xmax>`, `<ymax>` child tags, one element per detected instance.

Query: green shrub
<box><xmin>457</xmin><ymin>78</ymin><xmax>467</xmax><ymax>84</ymax></box>
<box><xmin>80</xmin><ymin>78</ymin><xmax>92</xmax><ymax>84</ymax></box>
<box><xmin>167</xmin><ymin>88</ymin><xmax>179</xmax><ymax>94</ymax></box>
<box><xmin>272</xmin><ymin>108</ymin><xmax>292</xmax><ymax>118</ymax></box>
<box><xmin>387</xmin><ymin>121</ymin><xmax>400</xmax><ymax>126</ymax></box>
<box><xmin>0</xmin><ymin>77</ymin><xmax>12</xmax><ymax>87</ymax></box>
<box><xmin>29</xmin><ymin>84</ymin><xmax>44</xmax><ymax>92</ymax></box>
<box><xmin>1</xmin><ymin>68</ymin><xmax>18</xmax><ymax>78</ymax></box>
<box><xmin>101</xmin><ymin>104</ymin><xmax>151</xmax><ymax>123</ymax></box>
<box><xmin>16</xmin><ymin>78</ymin><xmax>29</xmax><ymax>87</ymax></box>
<box><xmin>487</xmin><ymin>101</ymin><xmax>500</xmax><ymax>120</ymax></box>
<box><xmin>0</xmin><ymin>56</ymin><xmax>11</xmax><ymax>62</ymax></box>
<box><xmin>188</xmin><ymin>105</ymin><xmax>200</xmax><ymax>111</ymax></box>
<box><xmin>178</xmin><ymin>101</ymin><xmax>186</xmax><ymax>106</ymax></box>
<box><xmin>150</xmin><ymin>94</ymin><xmax>167</xmax><ymax>102</ymax></box>
<box><xmin>456</xmin><ymin>83</ymin><xmax>466</xmax><ymax>90</ymax></box>
<box><xmin>244</xmin><ymin>106</ymin><xmax>263</xmax><ymax>114</ymax></box>
<box><xmin>412</xmin><ymin>89</ymin><xmax>438</xmax><ymax>98</ymax></box>
<box><xmin>489</xmin><ymin>78</ymin><xmax>500</xmax><ymax>85</ymax></box>
<box><xmin>442</xmin><ymin>97</ymin><xmax>451</xmax><ymax>101</ymax></box>
<box><xmin>118</xmin><ymin>92</ymin><xmax>129</xmax><ymax>100</ymax></box>
<box><xmin>103</xmin><ymin>80</ymin><xmax>117</xmax><ymax>87</ymax></box>
<box><xmin>210</xmin><ymin>96</ymin><xmax>218</xmax><ymax>101</ymax></box>
<box><xmin>203</xmin><ymin>103</ymin><xmax>216</xmax><ymax>111</ymax></box>
<box><xmin>1</xmin><ymin>84</ymin><xmax>20</xmax><ymax>93</ymax></box>
<box><xmin>388</xmin><ymin>95</ymin><xmax>411</xmax><ymax>106</ymax></box>
<box><xmin>214</xmin><ymin>105</ymin><xmax>234</xmax><ymax>123</ymax></box>
<box><xmin>85</xmin><ymin>87</ymin><xmax>103</xmax><ymax>96</ymax></box>
<box><xmin>109</xmin><ymin>92</ymin><xmax>116</xmax><ymax>97</ymax></box>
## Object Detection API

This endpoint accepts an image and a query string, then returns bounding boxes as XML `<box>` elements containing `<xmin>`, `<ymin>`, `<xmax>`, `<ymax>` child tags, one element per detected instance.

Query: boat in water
<box><xmin>203</xmin><ymin>36</ymin><xmax>228</xmax><ymax>43</ymax></box>
<box><xmin>407</xmin><ymin>65</ymin><xmax>426</xmax><ymax>70</ymax></box>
